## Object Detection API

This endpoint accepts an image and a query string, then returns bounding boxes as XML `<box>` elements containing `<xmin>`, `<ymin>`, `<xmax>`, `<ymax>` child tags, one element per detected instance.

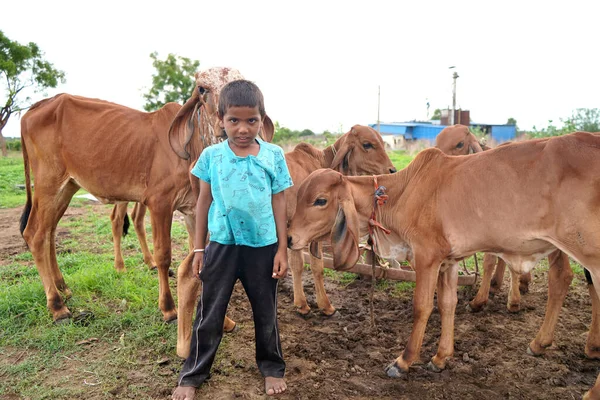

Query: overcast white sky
<box><xmin>2</xmin><ymin>0</ymin><xmax>598</xmax><ymax>137</ymax></box>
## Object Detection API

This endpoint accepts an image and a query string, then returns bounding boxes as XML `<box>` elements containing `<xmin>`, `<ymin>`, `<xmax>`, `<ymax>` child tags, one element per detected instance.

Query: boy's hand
<box><xmin>192</xmin><ymin>252</ymin><xmax>204</xmax><ymax>280</ymax></box>
<box><xmin>272</xmin><ymin>249</ymin><xmax>288</xmax><ymax>279</ymax></box>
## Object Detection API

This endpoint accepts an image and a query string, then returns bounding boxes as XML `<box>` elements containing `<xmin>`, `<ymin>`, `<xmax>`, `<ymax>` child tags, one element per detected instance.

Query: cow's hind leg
<box><xmin>519</xmin><ymin>271</ymin><xmax>532</xmax><ymax>294</ymax></box>
<box><xmin>131</xmin><ymin>203</ymin><xmax>156</xmax><ymax>269</ymax></box>
<box><xmin>528</xmin><ymin>250</ymin><xmax>572</xmax><ymax>356</ymax></box>
<box><xmin>585</xmin><ymin>268</ymin><xmax>600</xmax><ymax>399</ymax></box>
<box><xmin>110</xmin><ymin>202</ymin><xmax>129</xmax><ymax>272</ymax></box>
<box><xmin>489</xmin><ymin>257</ymin><xmax>507</xmax><ymax>294</ymax></box>
<box><xmin>469</xmin><ymin>253</ymin><xmax>497</xmax><ymax>312</ymax></box>
<box><xmin>289</xmin><ymin>248</ymin><xmax>310</xmax><ymax>315</ymax></box>
<box><xmin>310</xmin><ymin>242</ymin><xmax>336</xmax><ymax>316</ymax></box>
<box><xmin>585</xmin><ymin>268</ymin><xmax>600</xmax><ymax>359</ymax></box>
<box><xmin>507</xmin><ymin>267</ymin><xmax>523</xmax><ymax>312</ymax></box>
<box><xmin>23</xmin><ymin>180</ymin><xmax>79</xmax><ymax>321</ymax></box>
<box><xmin>148</xmin><ymin>204</ymin><xmax>177</xmax><ymax>322</ymax></box>
<box><xmin>430</xmin><ymin>262</ymin><xmax>459</xmax><ymax>371</ymax></box>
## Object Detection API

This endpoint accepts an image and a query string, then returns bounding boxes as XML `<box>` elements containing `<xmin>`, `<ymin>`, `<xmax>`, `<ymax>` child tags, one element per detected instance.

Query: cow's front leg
<box><xmin>149</xmin><ymin>207</ymin><xmax>177</xmax><ymax>322</ymax></box>
<box><xmin>586</xmin><ymin>269</ymin><xmax>600</xmax><ymax>359</ymax></box>
<box><xmin>430</xmin><ymin>262</ymin><xmax>458</xmax><ymax>371</ymax></box>
<box><xmin>289</xmin><ymin>248</ymin><xmax>310</xmax><ymax>315</ymax></box>
<box><xmin>489</xmin><ymin>257</ymin><xmax>507</xmax><ymax>294</ymax></box>
<box><xmin>386</xmin><ymin>257</ymin><xmax>439</xmax><ymax>377</ymax></box>
<box><xmin>528</xmin><ymin>250</ymin><xmax>572</xmax><ymax>356</ymax></box>
<box><xmin>310</xmin><ymin>242</ymin><xmax>336</xmax><ymax>316</ymax></box>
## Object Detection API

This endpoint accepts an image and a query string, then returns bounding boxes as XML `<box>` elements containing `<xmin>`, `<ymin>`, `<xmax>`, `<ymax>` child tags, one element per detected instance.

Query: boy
<box><xmin>172</xmin><ymin>80</ymin><xmax>292</xmax><ymax>399</ymax></box>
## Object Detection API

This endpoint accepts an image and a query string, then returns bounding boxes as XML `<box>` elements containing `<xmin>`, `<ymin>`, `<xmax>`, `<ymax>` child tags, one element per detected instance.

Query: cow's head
<box><xmin>331</xmin><ymin>125</ymin><xmax>397</xmax><ymax>175</ymax></box>
<box><xmin>435</xmin><ymin>124</ymin><xmax>483</xmax><ymax>155</ymax></box>
<box><xmin>168</xmin><ymin>67</ymin><xmax>275</xmax><ymax>161</ymax></box>
<box><xmin>288</xmin><ymin>169</ymin><xmax>361</xmax><ymax>271</ymax></box>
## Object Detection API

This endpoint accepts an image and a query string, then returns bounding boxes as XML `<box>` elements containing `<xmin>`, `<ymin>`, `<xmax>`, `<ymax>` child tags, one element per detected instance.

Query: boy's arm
<box><xmin>271</xmin><ymin>190</ymin><xmax>288</xmax><ymax>279</ymax></box>
<box><xmin>192</xmin><ymin>179</ymin><xmax>212</xmax><ymax>278</ymax></box>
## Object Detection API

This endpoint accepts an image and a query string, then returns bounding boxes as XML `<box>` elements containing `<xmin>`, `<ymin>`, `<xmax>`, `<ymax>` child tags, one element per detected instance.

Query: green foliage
<box><xmin>0</xmin><ymin>151</ymin><xmax>26</xmax><ymax>208</ymax></box>
<box><xmin>142</xmin><ymin>52</ymin><xmax>200</xmax><ymax>112</ymax></box>
<box><xmin>5</xmin><ymin>137</ymin><xmax>21</xmax><ymax>151</ymax></box>
<box><xmin>0</xmin><ymin>30</ymin><xmax>65</xmax><ymax>154</ymax></box>
<box><xmin>431</xmin><ymin>108</ymin><xmax>442</xmax><ymax>120</ymax></box>
<box><xmin>272</xmin><ymin>121</ymin><xmax>336</xmax><ymax>147</ymax></box>
<box><xmin>506</xmin><ymin>117</ymin><xmax>517</xmax><ymax>126</ymax></box>
<box><xmin>388</xmin><ymin>150</ymin><xmax>414</xmax><ymax>170</ymax></box>
<box><xmin>528</xmin><ymin>108</ymin><xmax>600</xmax><ymax>138</ymax></box>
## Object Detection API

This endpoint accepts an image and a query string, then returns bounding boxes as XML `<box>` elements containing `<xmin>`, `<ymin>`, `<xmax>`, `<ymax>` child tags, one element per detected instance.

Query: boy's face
<box><xmin>219</xmin><ymin>106</ymin><xmax>263</xmax><ymax>149</ymax></box>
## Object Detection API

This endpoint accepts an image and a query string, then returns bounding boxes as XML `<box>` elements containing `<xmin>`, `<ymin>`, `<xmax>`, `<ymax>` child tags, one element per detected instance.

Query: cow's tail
<box><xmin>123</xmin><ymin>213</ymin><xmax>130</xmax><ymax>236</ymax></box>
<box><xmin>585</xmin><ymin>268</ymin><xmax>593</xmax><ymax>285</ymax></box>
<box><xmin>19</xmin><ymin>135</ymin><xmax>32</xmax><ymax>240</ymax></box>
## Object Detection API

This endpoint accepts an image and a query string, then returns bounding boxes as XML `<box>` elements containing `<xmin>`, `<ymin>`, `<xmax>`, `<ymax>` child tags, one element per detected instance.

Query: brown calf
<box><xmin>288</xmin><ymin>132</ymin><xmax>600</xmax><ymax>399</ymax></box>
<box><xmin>285</xmin><ymin>125</ymin><xmax>396</xmax><ymax>316</ymax></box>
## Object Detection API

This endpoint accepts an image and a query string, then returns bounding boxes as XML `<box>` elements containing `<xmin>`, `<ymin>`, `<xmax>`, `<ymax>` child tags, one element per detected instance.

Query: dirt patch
<box><xmin>0</xmin><ymin>205</ymin><xmax>598</xmax><ymax>399</ymax></box>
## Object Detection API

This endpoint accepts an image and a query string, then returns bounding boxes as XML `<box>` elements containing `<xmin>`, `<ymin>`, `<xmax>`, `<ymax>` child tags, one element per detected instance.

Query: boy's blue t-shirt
<box><xmin>191</xmin><ymin>138</ymin><xmax>293</xmax><ymax>247</ymax></box>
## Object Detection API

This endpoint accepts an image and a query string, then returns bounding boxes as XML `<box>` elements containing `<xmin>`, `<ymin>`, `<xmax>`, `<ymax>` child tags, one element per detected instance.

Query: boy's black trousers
<box><xmin>178</xmin><ymin>242</ymin><xmax>285</xmax><ymax>387</ymax></box>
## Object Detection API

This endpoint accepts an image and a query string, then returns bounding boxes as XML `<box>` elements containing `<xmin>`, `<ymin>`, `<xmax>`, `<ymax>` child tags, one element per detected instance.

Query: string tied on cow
<box><xmin>367</xmin><ymin>175</ymin><xmax>391</xmax><ymax>331</ymax></box>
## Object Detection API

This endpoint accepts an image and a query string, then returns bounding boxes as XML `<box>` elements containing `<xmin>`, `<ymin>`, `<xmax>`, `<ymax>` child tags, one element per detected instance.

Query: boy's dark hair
<box><xmin>218</xmin><ymin>80</ymin><xmax>266</xmax><ymax>118</ymax></box>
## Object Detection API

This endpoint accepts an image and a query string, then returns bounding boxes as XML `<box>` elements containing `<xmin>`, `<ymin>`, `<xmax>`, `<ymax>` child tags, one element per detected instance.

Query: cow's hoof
<box><xmin>467</xmin><ymin>302</ymin><xmax>484</xmax><ymax>313</ymax></box>
<box><xmin>321</xmin><ymin>309</ymin><xmax>338</xmax><ymax>319</ymax></box>
<box><xmin>385</xmin><ymin>362</ymin><xmax>406</xmax><ymax>378</ymax></box>
<box><xmin>164</xmin><ymin>315</ymin><xmax>178</xmax><ymax>325</ymax></box>
<box><xmin>507</xmin><ymin>303</ymin><xmax>521</xmax><ymax>313</ymax></box>
<box><xmin>224</xmin><ymin>322</ymin><xmax>237</xmax><ymax>334</ymax></box>
<box><xmin>585</xmin><ymin>347</ymin><xmax>600</xmax><ymax>360</ymax></box>
<box><xmin>295</xmin><ymin>309</ymin><xmax>311</xmax><ymax>319</ymax></box>
<box><xmin>527</xmin><ymin>345</ymin><xmax>544</xmax><ymax>357</ymax></box>
<box><xmin>426</xmin><ymin>361</ymin><xmax>443</xmax><ymax>373</ymax></box>
<box><xmin>168</xmin><ymin>269</ymin><xmax>175</xmax><ymax>277</ymax></box>
<box><xmin>53</xmin><ymin>316</ymin><xmax>72</xmax><ymax>325</ymax></box>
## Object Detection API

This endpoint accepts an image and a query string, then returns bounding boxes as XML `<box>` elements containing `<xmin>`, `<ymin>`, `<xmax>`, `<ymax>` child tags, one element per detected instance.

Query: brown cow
<box><xmin>285</xmin><ymin>125</ymin><xmax>396</xmax><ymax>316</ymax></box>
<box><xmin>287</xmin><ymin>132</ymin><xmax>600</xmax><ymax>399</ymax></box>
<box><xmin>19</xmin><ymin>67</ymin><xmax>270</xmax><ymax>326</ymax></box>
<box><xmin>435</xmin><ymin>124</ymin><xmax>533</xmax><ymax>311</ymax></box>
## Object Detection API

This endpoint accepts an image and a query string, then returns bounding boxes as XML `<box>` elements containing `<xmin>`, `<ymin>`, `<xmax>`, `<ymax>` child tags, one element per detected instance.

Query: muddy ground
<box><xmin>0</xmin><ymin>204</ymin><xmax>598</xmax><ymax>399</ymax></box>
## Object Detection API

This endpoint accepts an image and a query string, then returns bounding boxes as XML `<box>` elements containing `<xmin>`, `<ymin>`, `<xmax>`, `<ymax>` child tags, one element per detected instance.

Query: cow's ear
<box><xmin>330</xmin><ymin>133</ymin><xmax>354</xmax><ymax>174</ymax></box>
<box><xmin>169</xmin><ymin>89</ymin><xmax>200</xmax><ymax>160</ymax></box>
<box><xmin>261</xmin><ymin>115</ymin><xmax>274</xmax><ymax>143</ymax></box>
<box><xmin>330</xmin><ymin>199</ymin><xmax>360</xmax><ymax>270</ymax></box>
<box><xmin>309</xmin><ymin>241</ymin><xmax>321</xmax><ymax>259</ymax></box>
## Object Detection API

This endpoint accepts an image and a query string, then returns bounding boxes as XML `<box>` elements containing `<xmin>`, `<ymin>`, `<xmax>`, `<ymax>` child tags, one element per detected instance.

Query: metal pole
<box><xmin>377</xmin><ymin>85</ymin><xmax>380</xmax><ymax>134</ymax></box>
<box><xmin>451</xmin><ymin>71</ymin><xmax>459</xmax><ymax>125</ymax></box>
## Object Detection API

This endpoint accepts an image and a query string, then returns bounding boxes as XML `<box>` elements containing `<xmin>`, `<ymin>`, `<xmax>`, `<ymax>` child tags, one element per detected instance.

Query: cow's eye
<box><xmin>362</xmin><ymin>142</ymin><xmax>374</xmax><ymax>150</ymax></box>
<box><xmin>456</xmin><ymin>141</ymin><xmax>464</xmax><ymax>149</ymax></box>
<box><xmin>313</xmin><ymin>198</ymin><xmax>327</xmax><ymax>206</ymax></box>
<box><xmin>198</xmin><ymin>87</ymin><xmax>207</xmax><ymax>94</ymax></box>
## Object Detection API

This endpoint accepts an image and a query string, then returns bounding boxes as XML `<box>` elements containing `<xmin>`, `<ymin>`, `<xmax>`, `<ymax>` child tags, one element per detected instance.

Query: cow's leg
<box><xmin>289</xmin><ymin>248</ymin><xmax>310</xmax><ymax>315</ymax></box>
<box><xmin>131</xmin><ymin>202</ymin><xmax>156</xmax><ymax>269</ymax></box>
<box><xmin>110</xmin><ymin>202</ymin><xmax>128</xmax><ymax>272</ymax></box>
<box><xmin>148</xmin><ymin>206</ymin><xmax>177</xmax><ymax>322</ymax></box>
<box><xmin>182</xmin><ymin>212</ymin><xmax>196</xmax><ymax>252</ymax></box>
<box><xmin>507</xmin><ymin>267</ymin><xmax>523</xmax><ymax>312</ymax></box>
<box><xmin>519</xmin><ymin>271</ymin><xmax>532</xmax><ymax>294</ymax></box>
<box><xmin>586</xmin><ymin>278</ymin><xmax>600</xmax><ymax>359</ymax></box>
<box><xmin>583</xmin><ymin>373</ymin><xmax>600</xmax><ymax>400</ymax></box>
<box><xmin>310</xmin><ymin>242</ymin><xmax>335</xmax><ymax>316</ymax></box>
<box><xmin>489</xmin><ymin>257</ymin><xmax>507</xmax><ymax>294</ymax></box>
<box><xmin>469</xmin><ymin>253</ymin><xmax>497</xmax><ymax>311</ymax></box>
<box><xmin>583</xmin><ymin>263</ymin><xmax>600</xmax><ymax>400</ymax></box>
<box><xmin>24</xmin><ymin>181</ymin><xmax>79</xmax><ymax>321</ymax></box>
<box><xmin>430</xmin><ymin>262</ymin><xmax>459</xmax><ymax>371</ymax></box>
<box><xmin>176</xmin><ymin>252</ymin><xmax>236</xmax><ymax>358</ymax></box>
<box><xmin>386</xmin><ymin>256</ymin><xmax>440</xmax><ymax>377</ymax></box>
<box><xmin>528</xmin><ymin>250</ymin><xmax>572</xmax><ymax>356</ymax></box>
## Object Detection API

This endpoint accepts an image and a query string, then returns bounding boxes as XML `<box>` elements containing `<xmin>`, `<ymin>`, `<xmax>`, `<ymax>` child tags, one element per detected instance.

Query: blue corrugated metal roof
<box><xmin>370</xmin><ymin>122</ymin><xmax>516</xmax><ymax>142</ymax></box>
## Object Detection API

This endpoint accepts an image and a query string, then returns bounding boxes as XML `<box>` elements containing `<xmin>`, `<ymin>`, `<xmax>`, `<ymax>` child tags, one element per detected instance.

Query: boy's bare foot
<box><xmin>172</xmin><ymin>385</ymin><xmax>196</xmax><ymax>400</ymax></box>
<box><xmin>265</xmin><ymin>376</ymin><xmax>287</xmax><ymax>396</ymax></box>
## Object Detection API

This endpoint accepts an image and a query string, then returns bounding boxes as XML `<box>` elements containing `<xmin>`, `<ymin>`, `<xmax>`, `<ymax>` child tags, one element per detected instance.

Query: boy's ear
<box><xmin>218</xmin><ymin>113</ymin><xmax>224</xmax><ymax>129</ymax></box>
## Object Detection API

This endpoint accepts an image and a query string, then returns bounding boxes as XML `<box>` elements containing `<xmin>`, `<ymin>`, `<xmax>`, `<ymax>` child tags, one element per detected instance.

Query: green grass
<box><xmin>0</xmin><ymin>151</ymin><xmax>27</xmax><ymax>208</ymax></box>
<box><xmin>388</xmin><ymin>149</ymin><xmax>414</xmax><ymax>170</ymax></box>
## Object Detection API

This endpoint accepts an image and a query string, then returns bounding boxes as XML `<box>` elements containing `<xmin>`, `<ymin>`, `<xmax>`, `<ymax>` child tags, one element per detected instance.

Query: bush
<box><xmin>6</xmin><ymin>138</ymin><xmax>22</xmax><ymax>152</ymax></box>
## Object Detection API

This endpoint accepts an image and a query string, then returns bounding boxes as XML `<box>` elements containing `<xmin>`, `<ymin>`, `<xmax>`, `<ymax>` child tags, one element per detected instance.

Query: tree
<box><xmin>506</xmin><ymin>117</ymin><xmax>517</xmax><ymax>126</ymax></box>
<box><xmin>142</xmin><ymin>52</ymin><xmax>200</xmax><ymax>112</ymax></box>
<box><xmin>0</xmin><ymin>31</ymin><xmax>65</xmax><ymax>156</ymax></box>
<box><xmin>431</xmin><ymin>108</ymin><xmax>442</xmax><ymax>120</ymax></box>
<box><xmin>566</xmin><ymin>108</ymin><xmax>600</xmax><ymax>133</ymax></box>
